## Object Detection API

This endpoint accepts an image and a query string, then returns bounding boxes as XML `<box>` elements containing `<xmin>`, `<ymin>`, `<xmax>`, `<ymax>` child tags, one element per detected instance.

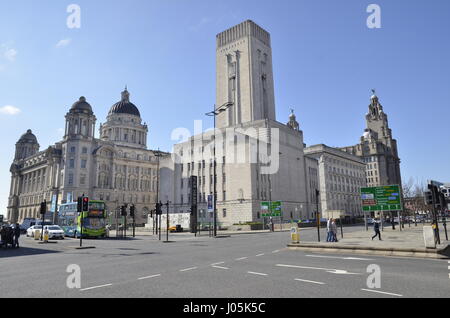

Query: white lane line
<box><xmin>211</xmin><ymin>262</ymin><xmax>225</xmax><ymax>266</ymax></box>
<box><xmin>256</xmin><ymin>253</ymin><xmax>265</xmax><ymax>257</ymax></box>
<box><xmin>80</xmin><ymin>284</ymin><xmax>113</xmax><ymax>292</ymax></box>
<box><xmin>212</xmin><ymin>266</ymin><xmax>229</xmax><ymax>270</ymax></box>
<box><xmin>361</xmin><ymin>289</ymin><xmax>403</xmax><ymax>297</ymax></box>
<box><xmin>247</xmin><ymin>271</ymin><xmax>268</xmax><ymax>276</ymax></box>
<box><xmin>272</xmin><ymin>250</ymin><xmax>280</xmax><ymax>253</ymax></box>
<box><xmin>276</xmin><ymin>264</ymin><xmax>360</xmax><ymax>275</ymax></box>
<box><xmin>138</xmin><ymin>274</ymin><xmax>161</xmax><ymax>280</ymax></box>
<box><xmin>180</xmin><ymin>267</ymin><xmax>198</xmax><ymax>272</ymax></box>
<box><xmin>306</xmin><ymin>255</ymin><xmax>373</xmax><ymax>261</ymax></box>
<box><xmin>235</xmin><ymin>257</ymin><xmax>248</xmax><ymax>261</ymax></box>
<box><xmin>295</xmin><ymin>278</ymin><xmax>326</xmax><ymax>285</ymax></box>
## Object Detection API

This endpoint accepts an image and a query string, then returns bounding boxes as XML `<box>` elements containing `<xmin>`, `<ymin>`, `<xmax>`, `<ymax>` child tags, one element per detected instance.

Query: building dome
<box><xmin>70</xmin><ymin>96</ymin><xmax>93</xmax><ymax>114</ymax></box>
<box><xmin>17</xmin><ymin>129</ymin><xmax>38</xmax><ymax>144</ymax></box>
<box><xmin>108</xmin><ymin>88</ymin><xmax>141</xmax><ymax>117</ymax></box>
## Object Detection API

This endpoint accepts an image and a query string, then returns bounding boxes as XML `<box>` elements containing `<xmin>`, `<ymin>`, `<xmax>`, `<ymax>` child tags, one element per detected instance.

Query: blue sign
<box><xmin>207</xmin><ymin>195</ymin><xmax>214</xmax><ymax>213</ymax></box>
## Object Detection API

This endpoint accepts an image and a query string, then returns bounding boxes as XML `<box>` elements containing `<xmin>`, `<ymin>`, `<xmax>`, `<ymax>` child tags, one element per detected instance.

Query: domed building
<box><xmin>7</xmin><ymin>88</ymin><xmax>168</xmax><ymax>224</ymax></box>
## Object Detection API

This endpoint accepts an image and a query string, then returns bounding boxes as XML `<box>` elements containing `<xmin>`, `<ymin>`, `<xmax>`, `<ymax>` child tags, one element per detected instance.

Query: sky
<box><xmin>0</xmin><ymin>0</ymin><xmax>449</xmax><ymax>216</ymax></box>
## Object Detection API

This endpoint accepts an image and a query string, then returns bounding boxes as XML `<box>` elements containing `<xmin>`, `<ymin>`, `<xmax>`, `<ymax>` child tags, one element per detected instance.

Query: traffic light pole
<box><xmin>133</xmin><ymin>211</ymin><xmax>135</xmax><ymax>238</ymax></box>
<box><xmin>165</xmin><ymin>201</ymin><xmax>169</xmax><ymax>242</ymax></box>
<box><xmin>40</xmin><ymin>200</ymin><xmax>46</xmax><ymax>241</ymax></box>
<box><xmin>430</xmin><ymin>185</ymin><xmax>441</xmax><ymax>245</ymax></box>
<box><xmin>315</xmin><ymin>189</ymin><xmax>320</xmax><ymax>242</ymax></box>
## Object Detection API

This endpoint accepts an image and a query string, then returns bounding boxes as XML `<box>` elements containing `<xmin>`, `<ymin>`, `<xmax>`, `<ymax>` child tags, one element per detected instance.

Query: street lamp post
<box><xmin>205</xmin><ymin>102</ymin><xmax>233</xmax><ymax>237</ymax></box>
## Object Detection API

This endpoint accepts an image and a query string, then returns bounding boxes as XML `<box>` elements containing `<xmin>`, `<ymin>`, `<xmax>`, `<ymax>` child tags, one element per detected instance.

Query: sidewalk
<box><xmin>288</xmin><ymin>224</ymin><xmax>450</xmax><ymax>259</ymax></box>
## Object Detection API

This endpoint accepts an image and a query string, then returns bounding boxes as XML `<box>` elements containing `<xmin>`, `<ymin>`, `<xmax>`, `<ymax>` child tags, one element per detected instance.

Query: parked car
<box><xmin>42</xmin><ymin>225</ymin><xmax>65</xmax><ymax>240</ymax></box>
<box><xmin>26</xmin><ymin>225</ymin><xmax>43</xmax><ymax>238</ymax></box>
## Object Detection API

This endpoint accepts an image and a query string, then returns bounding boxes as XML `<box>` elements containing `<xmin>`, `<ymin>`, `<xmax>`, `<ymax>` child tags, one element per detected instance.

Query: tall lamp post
<box><xmin>205</xmin><ymin>102</ymin><xmax>234</xmax><ymax>237</ymax></box>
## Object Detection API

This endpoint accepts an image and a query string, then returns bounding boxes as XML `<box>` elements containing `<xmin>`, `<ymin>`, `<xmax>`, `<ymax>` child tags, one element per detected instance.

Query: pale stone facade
<box><xmin>339</xmin><ymin>93</ymin><xmax>402</xmax><ymax>188</ymax></box>
<box><xmin>304</xmin><ymin>144</ymin><xmax>367</xmax><ymax>218</ymax></box>
<box><xmin>7</xmin><ymin>89</ymin><xmax>165</xmax><ymax>224</ymax></box>
<box><xmin>162</xmin><ymin>20</ymin><xmax>313</xmax><ymax>227</ymax></box>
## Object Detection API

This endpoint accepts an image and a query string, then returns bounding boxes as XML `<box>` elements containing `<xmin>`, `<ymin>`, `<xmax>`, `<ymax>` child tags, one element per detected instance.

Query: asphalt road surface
<box><xmin>1</xmin><ymin>226</ymin><xmax>448</xmax><ymax>298</ymax></box>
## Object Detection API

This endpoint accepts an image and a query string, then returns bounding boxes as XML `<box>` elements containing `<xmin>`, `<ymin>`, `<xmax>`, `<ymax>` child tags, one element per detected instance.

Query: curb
<box><xmin>287</xmin><ymin>243</ymin><xmax>450</xmax><ymax>259</ymax></box>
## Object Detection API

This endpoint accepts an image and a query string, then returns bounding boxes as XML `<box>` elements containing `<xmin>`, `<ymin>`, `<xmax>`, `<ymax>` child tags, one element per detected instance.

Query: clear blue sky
<box><xmin>1</xmin><ymin>0</ymin><xmax>449</xmax><ymax>215</ymax></box>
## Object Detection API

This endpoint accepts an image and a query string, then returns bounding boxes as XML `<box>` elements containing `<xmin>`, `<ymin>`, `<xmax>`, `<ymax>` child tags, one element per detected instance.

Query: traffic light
<box><xmin>424</xmin><ymin>190</ymin><xmax>433</xmax><ymax>205</ymax></box>
<box><xmin>77</xmin><ymin>197</ymin><xmax>83</xmax><ymax>213</ymax></box>
<box><xmin>40</xmin><ymin>201</ymin><xmax>47</xmax><ymax>215</ymax></box>
<box><xmin>156</xmin><ymin>202</ymin><xmax>162</xmax><ymax>215</ymax></box>
<box><xmin>121</xmin><ymin>205</ymin><xmax>127</xmax><ymax>217</ymax></box>
<box><xmin>130</xmin><ymin>205</ymin><xmax>135</xmax><ymax>218</ymax></box>
<box><xmin>82</xmin><ymin>197</ymin><xmax>89</xmax><ymax>212</ymax></box>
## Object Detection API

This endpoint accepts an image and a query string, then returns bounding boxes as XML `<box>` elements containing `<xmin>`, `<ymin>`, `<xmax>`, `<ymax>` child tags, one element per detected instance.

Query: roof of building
<box><xmin>17</xmin><ymin>129</ymin><xmax>38</xmax><ymax>144</ymax></box>
<box><xmin>108</xmin><ymin>88</ymin><xmax>141</xmax><ymax>117</ymax></box>
<box><xmin>70</xmin><ymin>96</ymin><xmax>93</xmax><ymax>114</ymax></box>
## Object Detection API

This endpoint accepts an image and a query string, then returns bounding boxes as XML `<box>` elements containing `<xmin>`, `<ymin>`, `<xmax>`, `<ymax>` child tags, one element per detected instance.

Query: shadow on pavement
<box><xmin>0</xmin><ymin>247</ymin><xmax>60</xmax><ymax>258</ymax></box>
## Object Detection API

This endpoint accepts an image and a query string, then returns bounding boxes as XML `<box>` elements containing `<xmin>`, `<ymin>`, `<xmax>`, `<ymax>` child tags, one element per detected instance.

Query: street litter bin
<box><xmin>34</xmin><ymin>230</ymin><xmax>41</xmax><ymax>240</ymax></box>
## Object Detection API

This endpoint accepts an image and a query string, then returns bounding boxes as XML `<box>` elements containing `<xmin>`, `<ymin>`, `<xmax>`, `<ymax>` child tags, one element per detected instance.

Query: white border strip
<box><xmin>138</xmin><ymin>274</ymin><xmax>161</xmax><ymax>280</ymax></box>
<box><xmin>80</xmin><ymin>284</ymin><xmax>113</xmax><ymax>292</ymax></box>
<box><xmin>361</xmin><ymin>289</ymin><xmax>403</xmax><ymax>297</ymax></box>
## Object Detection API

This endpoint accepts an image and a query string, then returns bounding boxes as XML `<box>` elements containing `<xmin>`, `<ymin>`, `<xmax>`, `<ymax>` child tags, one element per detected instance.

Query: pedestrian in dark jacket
<box><xmin>13</xmin><ymin>223</ymin><xmax>21</xmax><ymax>248</ymax></box>
<box><xmin>372</xmin><ymin>220</ymin><xmax>382</xmax><ymax>241</ymax></box>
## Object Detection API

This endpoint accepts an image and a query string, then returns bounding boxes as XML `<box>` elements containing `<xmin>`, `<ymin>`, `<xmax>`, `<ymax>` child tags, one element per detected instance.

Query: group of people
<box><xmin>0</xmin><ymin>223</ymin><xmax>21</xmax><ymax>249</ymax></box>
<box><xmin>326</xmin><ymin>218</ymin><xmax>338</xmax><ymax>242</ymax></box>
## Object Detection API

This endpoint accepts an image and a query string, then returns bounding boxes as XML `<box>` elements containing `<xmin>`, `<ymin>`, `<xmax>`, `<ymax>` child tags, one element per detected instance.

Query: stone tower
<box><xmin>215</xmin><ymin>20</ymin><xmax>276</xmax><ymax>128</ymax></box>
<box><xmin>339</xmin><ymin>91</ymin><xmax>402</xmax><ymax>187</ymax></box>
<box><xmin>14</xmin><ymin>129</ymin><xmax>39</xmax><ymax>161</ymax></box>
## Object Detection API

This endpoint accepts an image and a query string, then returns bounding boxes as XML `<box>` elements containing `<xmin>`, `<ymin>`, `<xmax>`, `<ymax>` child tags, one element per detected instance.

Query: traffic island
<box><xmin>287</xmin><ymin>242</ymin><xmax>450</xmax><ymax>259</ymax></box>
<box><xmin>288</xmin><ymin>226</ymin><xmax>450</xmax><ymax>259</ymax></box>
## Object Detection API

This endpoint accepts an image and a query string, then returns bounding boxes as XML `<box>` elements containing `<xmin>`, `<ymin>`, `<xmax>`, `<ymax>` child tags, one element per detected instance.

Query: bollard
<box><xmin>291</xmin><ymin>226</ymin><xmax>300</xmax><ymax>243</ymax></box>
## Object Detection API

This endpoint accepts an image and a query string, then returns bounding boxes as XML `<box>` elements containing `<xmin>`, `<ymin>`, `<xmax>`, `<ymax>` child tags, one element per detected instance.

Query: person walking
<box><xmin>0</xmin><ymin>225</ymin><xmax>6</xmax><ymax>248</ymax></box>
<box><xmin>331</xmin><ymin>219</ymin><xmax>338</xmax><ymax>242</ymax></box>
<box><xmin>326</xmin><ymin>218</ymin><xmax>332</xmax><ymax>242</ymax></box>
<box><xmin>372</xmin><ymin>219</ymin><xmax>382</xmax><ymax>241</ymax></box>
<box><xmin>13</xmin><ymin>223</ymin><xmax>21</xmax><ymax>248</ymax></box>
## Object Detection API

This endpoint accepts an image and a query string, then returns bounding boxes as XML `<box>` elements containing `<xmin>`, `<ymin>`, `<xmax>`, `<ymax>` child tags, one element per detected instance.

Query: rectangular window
<box><xmin>80</xmin><ymin>175</ymin><xmax>86</xmax><ymax>185</ymax></box>
<box><xmin>69</xmin><ymin>159</ymin><xmax>75</xmax><ymax>169</ymax></box>
<box><xmin>68</xmin><ymin>174</ymin><xmax>74</xmax><ymax>185</ymax></box>
<box><xmin>81</xmin><ymin>160</ymin><xmax>87</xmax><ymax>169</ymax></box>
<box><xmin>223</xmin><ymin>209</ymin><xmax>227</xmax><ymax>218</ymax></box>
<box><xmin>70</xmin><ymin>146</ymin><xmax>76</xmax><ymax>153</ymax></box>
<box><xmin>223</xmin><ymin>191</ymin><xmax>226</xmax><ymax>201</ymax></box>
<box><xmin>82</xmin><ymin>147</ymin><xmax>88</xmax><ymax>154</ymax></box>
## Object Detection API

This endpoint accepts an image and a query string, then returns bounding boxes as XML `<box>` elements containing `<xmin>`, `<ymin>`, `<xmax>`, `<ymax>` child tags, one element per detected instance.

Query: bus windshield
<box><xmin>82</xmin><ymin>217</ymin><xmax>105</xmax><ymax>230</ymax></box>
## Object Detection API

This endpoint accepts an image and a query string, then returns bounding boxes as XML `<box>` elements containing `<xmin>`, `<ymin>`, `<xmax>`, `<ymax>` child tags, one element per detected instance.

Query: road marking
<box><xmin>306</xmin><ymin>255</ymin><xmax>373</xmax><ymax>261</ymax></box>
<box><xmin>235</xmin><ymin>257</ymin><xmax>248</xmax><ymax>261</ymax></box>
<box><xmin>272</xmin><ymin>250</ymin><xmax>280</xmax><ymax>253</ymax></box>
<box><xmin>138</xmin><ymin>274</ymin><xmax>161</xmax><ymax>280</ymax></box>
<box><xmin>276</xmin><ymin>264</ymin><xmax>360</xmax><ymax>275</ymax></box>
<box><xmin>180</xmin><ymin>267</ymin><xmax>197</xmax><ymax>272</ymax></box>
<box><xmin>212</xmin><ymin>266</ymin><xmax>229</xmax><ymax>270</ymax></box>
<box><xmin>247</xmin><ymin>271</ymin><xmax>268</xmax><ymax>276</ymax></box>
<box><xmin>211</xmin><ymin>262</ymin><xmax>225</xmax><ymax>266</ymax></box>
<box><xmin>295</xmin><ymin>278</ymin><xmax>326</xmax><ymax>285</ymax></box>
<box><xmin>361</xmin><ymin>289</ymin><xmax>403</xmax><ymax>297</ymax></box>
<box><xmin>256</xmin><ymin>253</ymin><xmax>265</xmax><ymax>257</ymax></box>
<box><xmin>80</xmin><ymin>284</ymin><xmax>113</xmax><ymax>291</ymax></box>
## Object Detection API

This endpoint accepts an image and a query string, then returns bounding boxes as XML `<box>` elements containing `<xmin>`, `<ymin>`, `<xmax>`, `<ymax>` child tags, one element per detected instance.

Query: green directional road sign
<box><xmin>361</xmin><ymin>185</ymin><xmax>402</xmax><ymax>212</ymax></box>
<box><xmin>261</xmin><ymin>201</ymin><xmax>282</xmax><ymax>217</ymax></box>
